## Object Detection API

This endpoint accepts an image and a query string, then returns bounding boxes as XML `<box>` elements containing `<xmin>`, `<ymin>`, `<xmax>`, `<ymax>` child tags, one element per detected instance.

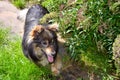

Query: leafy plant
<box><xmin>41</xmin><ymin>0</ymin><xmax>120</xmax><ymax>79</ymax></box>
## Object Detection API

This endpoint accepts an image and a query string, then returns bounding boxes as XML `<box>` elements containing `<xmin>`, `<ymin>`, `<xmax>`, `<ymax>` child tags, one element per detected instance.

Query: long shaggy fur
<box><xmin>22</xmin><ymin>4</ymin><xmax>62</xmax><ymax>76</ymax></box>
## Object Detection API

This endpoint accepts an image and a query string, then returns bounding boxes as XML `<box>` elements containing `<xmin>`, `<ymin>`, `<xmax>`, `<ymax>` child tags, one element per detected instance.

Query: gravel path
<box><xmin>0</xmin><ymin>1</ymin><xmax>24</xmax><ymax>36</ymax></box>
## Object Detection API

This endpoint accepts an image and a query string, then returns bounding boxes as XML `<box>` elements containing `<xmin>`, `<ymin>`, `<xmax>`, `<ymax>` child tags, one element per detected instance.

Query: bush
<box><xmin>41</xmin><ymin>0</ymin><xmax>120</xmax><ymax>78</ymax></box>
<box><xmin>42</xmin><ymin>0</ymin><xmax>120</xmax><ymax>58</ymax></box>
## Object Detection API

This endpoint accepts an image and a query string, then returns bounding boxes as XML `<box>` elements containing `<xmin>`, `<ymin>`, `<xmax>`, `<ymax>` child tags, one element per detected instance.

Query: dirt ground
<box><xmin>0</xmin><ymin>1</ymin><xmax>24</xmax><ymax>36</ymax></box>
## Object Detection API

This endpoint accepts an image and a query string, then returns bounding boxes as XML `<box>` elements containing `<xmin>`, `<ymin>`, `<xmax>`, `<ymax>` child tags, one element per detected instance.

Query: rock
<box><xmin>0</xmin><ymin>1</ymin><xmax>24</xmax><ymax>36</ymax></box>
<box><xmin>17</xmin><ymin>8</ymin><xmax>28</xmax><ymax>22</ymax></box>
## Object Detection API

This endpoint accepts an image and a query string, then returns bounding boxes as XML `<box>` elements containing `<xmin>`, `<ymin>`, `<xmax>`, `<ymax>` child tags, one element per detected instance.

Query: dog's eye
<box><xmin>41</xmin><ymin>40</ymin><xmax>48</xmax><ymax>47</ymax></box>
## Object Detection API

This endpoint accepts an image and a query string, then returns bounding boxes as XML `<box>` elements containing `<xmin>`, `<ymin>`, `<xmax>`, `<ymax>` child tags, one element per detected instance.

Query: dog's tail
<box><xmin>24</xmin><ymin>4</ymin><xmax>49</xmax><ymax>31</ymax></box>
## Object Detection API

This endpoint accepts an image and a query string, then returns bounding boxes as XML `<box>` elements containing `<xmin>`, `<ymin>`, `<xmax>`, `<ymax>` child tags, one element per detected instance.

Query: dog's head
<box><xmin>30</xmin><ymin>23</ymin><xmax>59</xmax><ymax>63</ymax></box>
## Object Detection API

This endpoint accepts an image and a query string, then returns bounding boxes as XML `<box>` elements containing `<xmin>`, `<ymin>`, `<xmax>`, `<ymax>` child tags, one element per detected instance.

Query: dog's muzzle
<box><xmin>41</xmin><ymin>49</ymin><xmax>56</xmax><ymax>63</ymax></box>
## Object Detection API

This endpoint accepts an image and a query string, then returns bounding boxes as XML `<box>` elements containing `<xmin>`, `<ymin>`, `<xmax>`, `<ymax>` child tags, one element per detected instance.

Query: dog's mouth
<box><xmin>47</xmin><ymin>55</ymin><xmax>54</xmax><ymax>63</ymax></box>
<box><xmin>41</xmin><ymin>49</ymin><xmax>55</xmax><ymax>63</ymax></box>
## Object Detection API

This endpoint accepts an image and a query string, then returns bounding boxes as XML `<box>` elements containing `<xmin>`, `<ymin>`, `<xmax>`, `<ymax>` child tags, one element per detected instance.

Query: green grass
<box><xmin>81</xmin><ymin>52</ymin><xmax>110</xmax><ymax>71</ymax></box>
<box><xmin>0</xmin><ymin>28</ymin><xmax>53</xmax><ymax>80</ymax></box>
<box><xmin>12</xmin><ymin>0</ymin><xmax>26</xmax><ymax>9</ymax></box>
<box><xmin>73</xmin><ymin>51</ymin><xmax>118</xmax><ymax>80</ymax></box>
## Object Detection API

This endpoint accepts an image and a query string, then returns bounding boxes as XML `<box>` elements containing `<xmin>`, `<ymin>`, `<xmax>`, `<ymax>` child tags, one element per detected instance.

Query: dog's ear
<box><xmin>30</xmin><ymin>25</ymin><xmax>44</xmax><ymax>38</ymax></box>
<box><xmin>48</xmin><ymin>23</ymin><xmax>59</xmax><ymax>32</ymax></box>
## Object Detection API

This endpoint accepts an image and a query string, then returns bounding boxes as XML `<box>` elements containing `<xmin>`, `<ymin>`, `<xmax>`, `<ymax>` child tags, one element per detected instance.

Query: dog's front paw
<box><xmin>51</xmin><ymin>63</ymin><xmax>61</xmax><ymax>76</ymax></box>
<box><xmin>52</xmin><ymin>69</ymin><xmax>60</xmax><ymax>76</ymax></box>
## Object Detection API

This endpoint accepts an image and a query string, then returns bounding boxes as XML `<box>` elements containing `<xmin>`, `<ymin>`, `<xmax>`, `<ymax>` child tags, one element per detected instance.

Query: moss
<box><xmin>39</xmin><ymin>12</ymin><xmax>58</xmax><ymax>24</ymax></box>
<box><xmin>112</xmin><ymin>35</ymin><xmax>120</xmax><ymax>76</ymax></box>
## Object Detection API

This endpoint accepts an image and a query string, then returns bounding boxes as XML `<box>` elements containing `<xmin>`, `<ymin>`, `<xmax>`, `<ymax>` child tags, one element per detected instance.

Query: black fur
<box><xmin>22</xmin><ymin>4</ymin><xmax>58</xmax><ymax>64</ymax></box>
